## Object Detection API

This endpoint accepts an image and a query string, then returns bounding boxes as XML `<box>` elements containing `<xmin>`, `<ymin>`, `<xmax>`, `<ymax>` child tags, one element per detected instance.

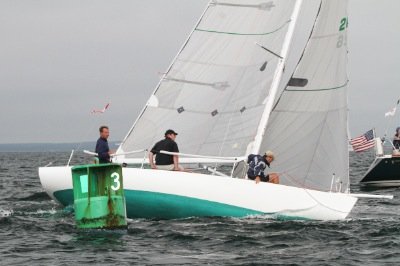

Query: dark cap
<box><xmin>165</xmin><ymin>129</ymin><xmax>178</xmax><ymax>136</ymax></box>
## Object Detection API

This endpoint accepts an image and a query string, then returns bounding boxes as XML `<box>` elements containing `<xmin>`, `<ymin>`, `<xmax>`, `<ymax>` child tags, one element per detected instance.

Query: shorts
<box><xmin>156</xmin><ymin>164</ymin><xmax>175</xmax><ymax>171</ymax></box>
<box><xmin>248</xmin><ymin>174</ymin><xmax>270</xmax><ymax>182</ymax></box>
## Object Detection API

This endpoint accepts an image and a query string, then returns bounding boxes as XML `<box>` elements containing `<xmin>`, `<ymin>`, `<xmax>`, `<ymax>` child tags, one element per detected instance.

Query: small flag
<box><xmin>91</xmin><ymin>103</ymin><xmax>110</xmax><ymax>114</ymax></box>
<box><xmin>385</xmin><ymin>107</ymin><xmax>397</xmax><ymax>117</ymax></box>
<box><xmin>350</xmin><ymin>129</ymin><xmax>375</xmax><ymax>152</ymax></box>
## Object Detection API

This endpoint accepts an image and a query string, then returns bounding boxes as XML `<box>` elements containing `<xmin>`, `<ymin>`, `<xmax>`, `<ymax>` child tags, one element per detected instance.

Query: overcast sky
<box><xmin>0</xmin><ymin>0</ymin><xmax>399</xmax><ymax>144</ymax></box>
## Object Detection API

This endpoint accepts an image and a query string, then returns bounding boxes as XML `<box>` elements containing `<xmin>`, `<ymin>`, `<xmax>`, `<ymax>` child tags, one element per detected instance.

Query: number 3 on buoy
<box><xmin>111</xmin><ymin>172</ymin><xmax>121</xmax><ymax>191</ymax></box>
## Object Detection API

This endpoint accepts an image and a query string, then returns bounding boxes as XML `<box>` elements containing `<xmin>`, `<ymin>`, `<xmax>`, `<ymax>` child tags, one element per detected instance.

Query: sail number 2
<box><xmin>111</xmin><ymin>172</ymin><xmax>121</xmax><ymax>191</ymax></box>
<box><xmin>339</xmin><ymin>17</ymin><xmax>348</xmax><ymax>31</ymax></box>
<box><xmin>337</xmin><ymin>17</ymin><xmax>348</xmax><ymax>48</ymax></box>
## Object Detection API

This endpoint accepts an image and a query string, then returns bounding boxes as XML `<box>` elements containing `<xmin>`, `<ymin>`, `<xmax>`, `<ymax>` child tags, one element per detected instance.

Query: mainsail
<box><xmin>118</xmin><ymin>0</ymin><xmax>350</xmax><ymax>192</ymax></box>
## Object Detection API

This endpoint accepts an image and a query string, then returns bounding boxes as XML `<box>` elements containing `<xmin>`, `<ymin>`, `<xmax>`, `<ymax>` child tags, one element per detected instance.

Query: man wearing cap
<box><xmin>149</xmin><ymin>129</ymin><xmax>182</xmax><ymax>171</ymax></box>
<box><xmin>247</xmin><ymin>151</ymin><xmax>279</xmax><ymax>184</ymax></box>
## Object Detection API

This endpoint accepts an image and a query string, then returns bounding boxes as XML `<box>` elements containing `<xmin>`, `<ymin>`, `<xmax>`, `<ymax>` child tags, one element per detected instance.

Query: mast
<box><xmin>250</xmin><ymin>0</ymin><xmax>304</xmax><ymax>155</ymax></box>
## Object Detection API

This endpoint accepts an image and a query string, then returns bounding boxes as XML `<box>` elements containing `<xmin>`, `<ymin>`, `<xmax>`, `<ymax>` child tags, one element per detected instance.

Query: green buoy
<box><xmin>71</xmin><ymin>164</ymin><xmax>127</xmax><ymax>229</ymax></box>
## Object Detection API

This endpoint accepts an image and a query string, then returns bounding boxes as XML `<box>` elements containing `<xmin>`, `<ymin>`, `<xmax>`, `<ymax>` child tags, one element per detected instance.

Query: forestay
<box><xmin>260</xmin><ymin>0</ymin><xmax>350</xmax><ymax>192</ymax></box>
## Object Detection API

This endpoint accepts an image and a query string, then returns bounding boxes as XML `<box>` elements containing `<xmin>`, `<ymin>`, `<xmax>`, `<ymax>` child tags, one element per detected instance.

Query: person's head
<box><xmin>264</xmin><ymin>150</ymin><xmax>275</xmax><ymax>164</ymax></box>
<box><xmin>396</xmin><ymin>127</ymin><xmax>400</xmax><ymax>134</ymax></box>
<box><xmin>99</xmin><ymin>126</ymin><xmax>109</xmax><ymax>139</ymax></box>
<box><xmin>165</xmin><ymin>129</ymin><xmax>178</xmax><ymax>140</ymax></box>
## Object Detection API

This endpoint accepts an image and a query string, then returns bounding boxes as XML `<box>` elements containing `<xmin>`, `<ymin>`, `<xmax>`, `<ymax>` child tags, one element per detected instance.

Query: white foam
<box><xmin>0</xmin><ymin>209</ymin><xmax>13</xmax><ymax>217</ymax></box>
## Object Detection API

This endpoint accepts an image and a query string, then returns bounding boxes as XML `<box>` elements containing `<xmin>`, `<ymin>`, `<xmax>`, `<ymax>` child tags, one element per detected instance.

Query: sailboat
<box><xmin>360</xmin><ymin>138</ymin><xmax>400</xmax><ymax>187</ymax></box>
<box><xmin>39</xmin><ymin>0</ymin><xmax>390</xmax><ymax>220</ymax></box>
<box><xmin>360</xmin><ymin>100</ymin><xmax>400</xmax><ymax>187</ymax></box>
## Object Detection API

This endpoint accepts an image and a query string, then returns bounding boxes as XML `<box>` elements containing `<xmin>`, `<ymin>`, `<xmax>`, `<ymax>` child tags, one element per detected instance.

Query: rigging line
<box><xmin>215</xmin><ymin>59</ymin><xmax>250</xmax><ymax>161</ymax></box>
<box><xmin>270</xmin><ymin>1</ymin><xmax>323</xmax><ymax>112</ymax></box>
<box><xmin>255</xmin><ymin>42</ymin><xmax>283</xmax><ymax>59</ymax></box>
<box><xmin>74</xmin><ymin>117</ymin><xmax>100</xmax><ymax>152</ymax></box>
<box><xmin>281</xmin><ymin>171</ymin><xmax>325</xmax><ymax>192</ymax></box>
<box><xmin>302</xmin><ymin>107</ymin><xmax>333</xmax><ymax>188</ymax></box>
<box><xmin>66</xmin><ymin>115</ymin><xmax>103</xmax><ymax>165</ymax></box>
<box><xmin>117</xmin><ymin>1</ymin><xmax>213</xmax><ymax>150</ymax></box>
<box><xmin>281</xmin><ymin>171</ymin><xmax>349</xmax><ymax>214</ymax></box>
<box><xmin>195</xmin><ymin>20</ymin><xmax>290</xmax><ymax>36</ymax></box>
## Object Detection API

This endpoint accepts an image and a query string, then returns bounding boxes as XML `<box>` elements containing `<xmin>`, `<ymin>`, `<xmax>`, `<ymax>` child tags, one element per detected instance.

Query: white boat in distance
<box><xmin>39</xmin><ymin>0</ymin><xmax>391</xmax><ymax>220</ymax></box>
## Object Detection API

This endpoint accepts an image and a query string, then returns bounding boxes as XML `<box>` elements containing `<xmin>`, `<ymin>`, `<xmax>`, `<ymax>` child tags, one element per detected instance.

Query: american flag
<box><xmin>350</xmin><ymin>129</ymin><xmax>375</xmax><ymax>152</ymax></box>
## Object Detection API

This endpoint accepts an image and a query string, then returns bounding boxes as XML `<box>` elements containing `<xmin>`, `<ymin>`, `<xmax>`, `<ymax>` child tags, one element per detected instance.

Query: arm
<box><xmin>254</xmin><ymin>161</ymin><xmax>266</xmax><ymax>178</ymax></box>
<box><xmin>173</xmin><ymin>155</ymin><xmax>179</xmax><ymax>171</ymax></box>
<box><xmin>171</xmin><ymin>141</ymin><xmax>180</xmax><ymax>171</ymax></box>
<box><xmin>254</xmin><ymin>161</ymin><xmax>266</xmax><ymax>184</ymax></box>
<box><xmin>149</xmin><ymin>152</ymin><xmax>157</xmax><ymax>169</ymax></box>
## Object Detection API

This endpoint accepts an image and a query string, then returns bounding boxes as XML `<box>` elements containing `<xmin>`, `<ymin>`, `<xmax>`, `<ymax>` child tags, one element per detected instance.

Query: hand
<box><xmin>255</xmin><ymin>176</ymin><xmax>261</xmax><ymax>184</ymax></box>
<box><xmin>173</xmin><ymin>166</ymin><xmax>180</xmax><ymax>171</ymax></box>
<box><xmin>151</xmin><ymin>164</ymin><xmax>157</xmax><ymax>169</ymax></box>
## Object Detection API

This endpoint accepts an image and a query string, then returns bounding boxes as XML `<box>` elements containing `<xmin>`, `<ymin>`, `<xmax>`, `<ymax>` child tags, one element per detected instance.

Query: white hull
<box><xmin>39</xmin><ymin>166</ymin><xmax>357</xmax><ymax>220</ymax></box>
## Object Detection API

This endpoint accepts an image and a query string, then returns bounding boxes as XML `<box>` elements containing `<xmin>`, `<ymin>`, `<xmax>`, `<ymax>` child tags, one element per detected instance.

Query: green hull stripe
<box><xmin>53</xmin><ymin>189</ymin><xmax>310</xmax><ymax>220</ymax></box>
<box><xmin>54</xmin><ymin>189</ymin><xmax>264</xmax><ymax>219</ymax></box>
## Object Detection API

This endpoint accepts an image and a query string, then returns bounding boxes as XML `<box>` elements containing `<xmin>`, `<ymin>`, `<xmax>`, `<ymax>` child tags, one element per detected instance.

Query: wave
<box><xmin>18</xmin><ymin>192</ymin><xmax>51</xmax><ymax>201</ymax></box>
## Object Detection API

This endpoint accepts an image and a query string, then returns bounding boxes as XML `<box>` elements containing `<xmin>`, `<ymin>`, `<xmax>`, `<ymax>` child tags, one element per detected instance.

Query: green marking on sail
<box><xmin>286</xmin><ymin>82</ymin><xmax>348</xmax><ymax>92</ymax></box>
<box><xmin>195</xmin><ymin>20</ymin><xmax>290</xmax><ymax>36</ymax></box>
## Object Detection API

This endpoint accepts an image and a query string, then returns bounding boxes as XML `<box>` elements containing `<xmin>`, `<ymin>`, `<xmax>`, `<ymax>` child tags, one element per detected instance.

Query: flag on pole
<box><xmin>385</xmin><ymin>107</ymin><xmax>397</xmax><ymax>117</ymax></box>
<box><xmin>350</xmin><ymin>129</ymin><xmax>375</xmax><ymax>152</ymax></box>
<box><xmin>91</xmin><ymin>103</ymin><xmax>110</xmax><ymax>114</ymax></box>
<box><xmin>385</xmin><ymin>98</ymin><xmax>400</xmax><ymax>117</ymax></box>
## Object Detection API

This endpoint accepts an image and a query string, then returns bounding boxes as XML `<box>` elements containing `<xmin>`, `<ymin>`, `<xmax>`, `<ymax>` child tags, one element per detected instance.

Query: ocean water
<box><xmin>1</xmin><ymin>151</ymin><xmax>399</xmax><ymax>265</ymax></box>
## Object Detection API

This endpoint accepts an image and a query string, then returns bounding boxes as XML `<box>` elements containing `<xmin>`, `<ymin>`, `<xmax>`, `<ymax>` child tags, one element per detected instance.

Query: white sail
<box><xmin>118</xmin><ymin>0</ymin><xmax>350</xmax><ymax>193</ymax></box>
<box><xmin>119</xmin><ymin>0</ymin><xmax>306</xmax><ymax>158</ymax></box>
<box><xmin>260</xmin><ymin>0</ymin><xmax>350</xmax><ymax>192</ymax></box>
